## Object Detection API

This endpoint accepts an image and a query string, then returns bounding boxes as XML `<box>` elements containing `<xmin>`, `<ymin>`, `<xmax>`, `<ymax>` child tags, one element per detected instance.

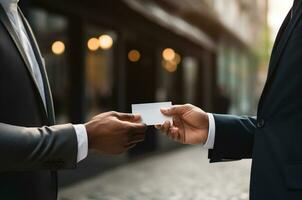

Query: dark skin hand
<box><xmin>85</xmin><ymin>111</ymin><xmax>147</xmax><ymax>155</ymax></box>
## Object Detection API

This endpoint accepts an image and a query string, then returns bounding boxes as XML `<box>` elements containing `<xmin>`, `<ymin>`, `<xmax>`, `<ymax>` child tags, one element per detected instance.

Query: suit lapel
<box><xmin>0</xmin><ymin>5</ymin><xmax>50</xmax><ymax>121</ymax></box>
<box><xmin>18</xmin><ymin>8</ymin><xmax>56</xmax><ymax>124</ymax></box>
<box><xmin>258</xmin><ymin>3</ymin><xmax>302</xmax><ymax>113</ymax></box>
<box><xmin>0</xmin><ymin>6</ymin><xmax>32</xmax><ymax>73</ymax></box>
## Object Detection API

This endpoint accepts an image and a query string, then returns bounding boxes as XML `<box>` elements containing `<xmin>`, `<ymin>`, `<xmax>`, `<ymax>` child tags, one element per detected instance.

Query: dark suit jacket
<box><xmin>0</xmin><ymin>6</ymin><xmax>78</xmax><ymax>200</ymax></box>
<box><xmin>209</xmin><ymin>2</ymin><xmax>302</xmax><ymax>199</ymax></box>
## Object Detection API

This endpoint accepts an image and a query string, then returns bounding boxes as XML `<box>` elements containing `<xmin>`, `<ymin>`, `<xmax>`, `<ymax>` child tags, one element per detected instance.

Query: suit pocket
<box><xmin>285</xmin><ymin>163</ymin><xmax>302</xmax><ymax>190</ymax></box>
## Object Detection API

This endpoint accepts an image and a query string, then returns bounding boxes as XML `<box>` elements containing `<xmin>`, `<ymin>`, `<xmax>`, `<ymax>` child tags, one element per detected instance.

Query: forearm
<box><xmin>208</xmin><ymin>114</ymin><xmax>256</xmax><ymax>162</ymax></box>
<box><xmin>0</xmin><ymin>123</ymin><xmax>78</xmax><ymax>171</ymax></box>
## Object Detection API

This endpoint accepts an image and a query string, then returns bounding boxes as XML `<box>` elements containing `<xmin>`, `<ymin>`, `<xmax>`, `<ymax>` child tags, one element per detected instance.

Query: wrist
<box><xmin>205</xmin><ymin>113</ymin><xmax>209</xmax><ymax>131</ymax></box>
<box><xmin>203</xmin><ymin>113</ymin><xmax>215</xmax><ymax>149</ymax></box>
<box><xmin>202</xmin><ymin>132</ymin><xmax>209</xmax><ymax>145</ymax></box>
<box><xmin>85</xmin><ymin>122</ymin><xmax>95</xmax><ymax>149</ymax></box>
<box><xmin>201</xmin><ymin>113</ymin><xmax>209</xmax><ymax>144</ymax></box>
<box><xmin>73</xmin><ymin>124</ymin><xmax>89</xmax><ymax>162</ymax></box>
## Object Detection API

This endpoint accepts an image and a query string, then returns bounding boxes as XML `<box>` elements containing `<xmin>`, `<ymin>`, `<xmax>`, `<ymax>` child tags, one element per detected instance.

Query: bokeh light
<box><xmin>162</xmin><ymin>48</ymin><xmax>176</xmax><ymax>61</ymax></box>
<box><xmin>87</xmin><ymin>38</ymin><xmax>100</xmax><ymax>51</ymax></box>
<box><xmin>162</xmin><ymin>60</ymin><xmax>178</xmax><ymax>73</ymax></box>
<box><xmin>99</xmin><ymin>34</ymin><xmax>113</xmax><ymax>50</ymax></box>
<box><xmin>52</xmin><ymin>41</ymin><xmax>65</xmax><ymax>55</ymax></box>
<box><xmin>128</xmin><ymin>50</ymin><xmax>141</xmax><ymax>62</ymax></box>
<box><xmin>174</xmin><ymin>53</ymin><xmax>181</xmax><ymax>64</ymax></box>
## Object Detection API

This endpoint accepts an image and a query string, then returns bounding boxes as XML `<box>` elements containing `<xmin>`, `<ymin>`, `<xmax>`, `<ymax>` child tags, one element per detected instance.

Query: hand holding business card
<box><xmin>131</xmin><ymin>102</ymin><xmax>172</xmax><ymax>126</ymax></box>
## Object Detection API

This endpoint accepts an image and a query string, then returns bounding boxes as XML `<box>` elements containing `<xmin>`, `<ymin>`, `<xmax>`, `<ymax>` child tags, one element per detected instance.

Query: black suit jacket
<box><xmin>209</xmin><ymin>2</ymin><xmax>302</xmax><ymax>199</ymax></box>
<box><xmin>0</xmin><ymin>6</ymin><xmax>78</xmax><ymax>200</ymax></box>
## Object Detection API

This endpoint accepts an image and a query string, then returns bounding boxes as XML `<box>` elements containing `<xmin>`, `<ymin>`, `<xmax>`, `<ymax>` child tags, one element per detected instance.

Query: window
<box><xmin>84</xmin><ymin>24</ymin><xmax>116</xmax><ymax>119</ymax></box>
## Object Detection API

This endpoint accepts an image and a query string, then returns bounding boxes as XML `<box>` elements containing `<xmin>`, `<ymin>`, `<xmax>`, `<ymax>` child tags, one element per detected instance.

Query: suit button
<box><xmin>257</xmin><ymin>119</ymin><xmax>265</xmax><ymax>128</ymax></box>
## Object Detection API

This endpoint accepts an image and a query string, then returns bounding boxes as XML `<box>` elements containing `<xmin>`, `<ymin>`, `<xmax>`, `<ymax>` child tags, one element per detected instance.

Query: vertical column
<box><xmin>67</xmin><ymin>18</ymin><xmax>86</xmax><ymax>123</ymax></box>
<box><xmin>171</xmin><ymin>60</ymin><xmax>184</xmax><ymax>104</ymax></box>
<box><xmin>195</xmin><ymin>59</ymin><xmax>205</xmax><ymax>108</ymax></box>
<box><xmin>113</xmin><ymin>32</ymin><xmax>127</xmax><ymax>112</ymax></box>
<box><xmin>202</xmin><ymin>52</ymin><xmax>216</xmax><ymax>112</ymax></box>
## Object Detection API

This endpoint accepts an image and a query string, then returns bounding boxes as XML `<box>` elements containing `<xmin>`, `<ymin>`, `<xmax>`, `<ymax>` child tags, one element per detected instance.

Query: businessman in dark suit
<box><xmin>0</xmin><ymin>0</ymin><xmax>146</xmax><ymax>199</ymax></box>
<box><xmin>157</xmin><ymin>0</ymin><xmax>302</xmax><ymax>199</ymax></box>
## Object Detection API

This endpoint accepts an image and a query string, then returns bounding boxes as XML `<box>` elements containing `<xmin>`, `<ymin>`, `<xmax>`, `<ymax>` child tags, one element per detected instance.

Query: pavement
<box><xmin>59</xmin><ymin>146</ymin><xmax>251</xmax><ymax>200</ymax></box>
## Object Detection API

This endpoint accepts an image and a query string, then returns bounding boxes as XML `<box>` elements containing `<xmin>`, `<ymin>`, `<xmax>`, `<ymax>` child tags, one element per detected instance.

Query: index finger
<box><xmin>117</xmin><ymin>112</ymin><xmax>142</xmax><ymax>122</ymax></box>
<box><xmin>122</xmin><ymin>121</ymin><xmax>147</xmax><ymax>132</ymax></box>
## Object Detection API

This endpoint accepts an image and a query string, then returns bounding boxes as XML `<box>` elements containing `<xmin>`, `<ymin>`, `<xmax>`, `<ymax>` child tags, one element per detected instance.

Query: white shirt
<box><xmin>0</xmin><ymin>0</ymin><xmax>88</xmax><ymax>162</ymax></box>
<box><xmin>203</xmin><ymin>113</ymin><xmax>215</xmax><ymax>149</ymax></box>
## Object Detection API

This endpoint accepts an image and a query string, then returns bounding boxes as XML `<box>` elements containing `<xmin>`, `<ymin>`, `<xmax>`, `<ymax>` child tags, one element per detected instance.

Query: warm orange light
<box><xmin>52</xmin><ymin>41</ymin><xmax>65</xmax><ymax>55</ymax></box>
<box><xmin>163</xmin><ymin>60</ymin><xmax>177</xmax><ymax>73</ymax></box>
<box><xmin>99</xmin><ymin>34</ymin><xmax>113</xmax><ymax>50</ymax></box>
<box><xmin>87</xmin><ymin>38</ymin><xmax>99</xmax><ymax>51</ymax></box>
<box><xmin>128</xmin><ymin>50</ymin><xmax>141</xmax><ymax>62</ymax></box>
<box><xmin>162</xmin><ymin>48</ymin><xmax>175</xmax><ymax>61</ymax></box>
<box><xmin>174</xmin><ymin>53</ymin><xmax>181</xmax><ymax>64</ymax></box>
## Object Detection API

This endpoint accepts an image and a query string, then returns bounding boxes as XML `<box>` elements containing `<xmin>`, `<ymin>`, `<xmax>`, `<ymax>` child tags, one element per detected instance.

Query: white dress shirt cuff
<box><xmin>202</xmin><ymin>113</ymin><xmax>216</xmax><ymax>149</ymax></box>
<box><xmin>73</xmin><ymin>124</ymin><xmax>88</xmax><ymax>163</ymax></box>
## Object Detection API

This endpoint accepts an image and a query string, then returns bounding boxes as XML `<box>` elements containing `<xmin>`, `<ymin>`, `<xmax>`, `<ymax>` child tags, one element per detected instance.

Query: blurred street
<box><xmin>59</xmin><ymin>146</ymin><xmax>251</xmax><ymax>200</ymax></box>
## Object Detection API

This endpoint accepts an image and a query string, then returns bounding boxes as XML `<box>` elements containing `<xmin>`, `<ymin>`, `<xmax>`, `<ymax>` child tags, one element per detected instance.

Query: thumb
<box><xmin>161</xmin><ymin>105</ymin><xmax>191</xmax><ymax>116</ymax></box>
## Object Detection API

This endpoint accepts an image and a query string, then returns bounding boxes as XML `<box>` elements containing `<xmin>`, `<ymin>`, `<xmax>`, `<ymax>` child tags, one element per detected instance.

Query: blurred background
<box><xmin>18</xmin><ymin>0</ymin><xmax>292</xmax><ymax>199</ymax></box>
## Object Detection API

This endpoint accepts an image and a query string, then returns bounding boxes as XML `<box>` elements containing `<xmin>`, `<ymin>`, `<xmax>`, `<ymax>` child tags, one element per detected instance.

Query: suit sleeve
<box><xmin>208</xmin><ymin>114</ymin><xmax>257</xmax><ymax>163</ymax></box>
<box><xmin>0</xmin><ymin>123</ymin><xmax>78</xmax><ymax>171</ymax></box>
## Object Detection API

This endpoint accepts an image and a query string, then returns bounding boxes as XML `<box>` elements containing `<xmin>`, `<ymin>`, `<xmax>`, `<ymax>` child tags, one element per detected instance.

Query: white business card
<box><xmin>131</xmin><ymin>102</ymin><xmax>172</xmax><ymax>126</ymax></box>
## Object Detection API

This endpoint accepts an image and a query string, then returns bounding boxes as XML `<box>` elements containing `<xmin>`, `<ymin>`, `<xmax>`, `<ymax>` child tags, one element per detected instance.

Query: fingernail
<box><xmin>133</xmin><ymin>114</ymin><xmax>141</xmax><ymax>119</ymax></box>
<box><xmin>160</xmin><ymin>108</ymin><xmax>168</xmax><ymax>113</ymax></box>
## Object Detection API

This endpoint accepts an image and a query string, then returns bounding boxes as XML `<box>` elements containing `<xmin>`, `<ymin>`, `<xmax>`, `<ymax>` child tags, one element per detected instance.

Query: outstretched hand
<box><xmin>155</xmin><ymin>104</ymin><xmax>209</xmax><ymax>144</ymax></box>
<box><xmin>85</xmin><ymin>111</ymin><xmax>147</xmax><ymax>155</ymax></box>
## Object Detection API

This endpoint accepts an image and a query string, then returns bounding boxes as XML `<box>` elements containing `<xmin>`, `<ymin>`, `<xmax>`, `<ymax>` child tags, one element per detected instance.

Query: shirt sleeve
<box><xmin>202</xmin><ymin>113</ymin><xmax>216</xmax><ymax>149</ymax></box>
<box><xmin>73</xmin><ymin>124</ymin><xmax>88</xmax><ymax>162</ymax></box>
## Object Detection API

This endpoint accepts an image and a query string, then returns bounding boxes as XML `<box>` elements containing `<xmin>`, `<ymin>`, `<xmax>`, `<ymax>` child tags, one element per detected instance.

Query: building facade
<box><xmin>162</xmin><ymin>0</ymin><xmax>268</xmax><ymax>114</ymax></box>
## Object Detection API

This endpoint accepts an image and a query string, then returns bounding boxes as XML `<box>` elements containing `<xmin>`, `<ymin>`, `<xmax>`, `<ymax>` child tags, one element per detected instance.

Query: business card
<box><xmin>131</xmin><ymin>102</ymin><xmax>172</xmax><ymax>126</ymax></box>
